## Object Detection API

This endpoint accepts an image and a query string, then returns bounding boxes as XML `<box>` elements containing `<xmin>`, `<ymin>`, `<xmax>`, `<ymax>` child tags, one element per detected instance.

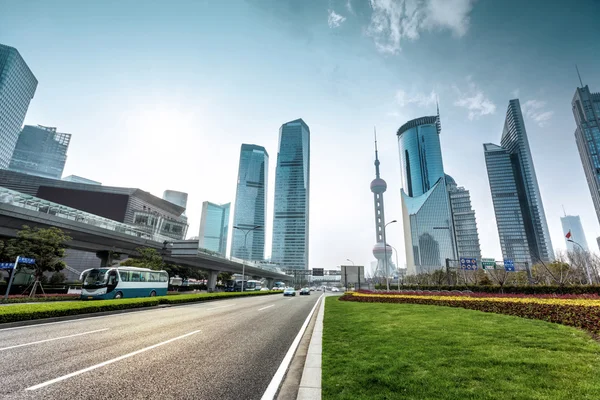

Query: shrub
<box><xmin>375</xmin><ymin>284</ymin><xmax>600</xmax><ymax>295</ymax></box>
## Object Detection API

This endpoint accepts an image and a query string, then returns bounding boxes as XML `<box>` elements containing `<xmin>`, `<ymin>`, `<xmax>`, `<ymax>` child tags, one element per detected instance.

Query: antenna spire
<box><xmin>576</xmin><ymin>65</ymin><xmax>584</xmax><ymax>88</ymax></box>
<box><xmin>562</xmin><ymin>204</ymin><xmax>567</xmax><ymax>217</ymax></box>
<box><xmin>374</xmin><ymin>127</ymin><xmax>380</xmax><ymax>179</ymax></box>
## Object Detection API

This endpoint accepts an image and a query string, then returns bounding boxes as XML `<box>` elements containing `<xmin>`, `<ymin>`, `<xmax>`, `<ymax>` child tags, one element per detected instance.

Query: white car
<box><xmin>331</xmin><ymin>287</ymin><xmax>340</xmax><ymax>292</ymax></box>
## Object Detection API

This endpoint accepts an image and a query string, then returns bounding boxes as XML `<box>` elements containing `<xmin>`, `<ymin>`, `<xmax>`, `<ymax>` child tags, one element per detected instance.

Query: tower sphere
<box><xmin>370</xmin><ymin>178</ymin><xmax>387</xmax><ymax>193</ymax></box>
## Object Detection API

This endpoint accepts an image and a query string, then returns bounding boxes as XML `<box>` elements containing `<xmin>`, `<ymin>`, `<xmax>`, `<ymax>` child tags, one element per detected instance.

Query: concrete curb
<box><xmin>296</xmin><ymin>295</ymin><xmax>325</xmax><ymax>399</ymax></box>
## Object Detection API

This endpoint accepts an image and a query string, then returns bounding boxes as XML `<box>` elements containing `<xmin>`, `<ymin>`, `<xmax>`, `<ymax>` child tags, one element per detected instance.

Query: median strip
<box><xmin>26</xmin><ymin>329</ymin><xmax>201</xmax><ymax>391</ymax></box>
<box><xmin>0</xmin><ymin>328</ymin><xmax>109</xmax><ymax>351</ymax></box>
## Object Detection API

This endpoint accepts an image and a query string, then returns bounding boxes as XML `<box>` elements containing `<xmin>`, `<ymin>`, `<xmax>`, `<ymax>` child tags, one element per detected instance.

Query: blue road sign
<box><xmin>19</xmin><ymin>257</ymin><xmax>35</xmax><ymax>264</ymax></box>
<box><xmin>0</xmin><ymin>262</ymin><xmax>14</xmax><ymax>269</ymax></box>
<box><xmin>503</xmin><ymin>259</ymin><xmax>515</xmax><ymax>272</ymax></box>
<box><xmin>459</xmin><ymin>258</ymin><xmax>478</xmax><ymax>270</ymax></box>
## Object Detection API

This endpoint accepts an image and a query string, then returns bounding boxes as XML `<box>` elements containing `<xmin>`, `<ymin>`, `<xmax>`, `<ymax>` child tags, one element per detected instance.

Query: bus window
<box><xmin>107</xmin><ymin>271</ymin><xmax>118</xmax><ymax>286</ymax></box>
<box><xmin>150</xmin><ymin>272</ymin><xmax>159</xmax><ymax>282</ymax></box>
<box><xmin>160</xmin><ymin>272</ymin><xmax>168</xmax><ymax>282</ymax></box>
<box><xmin>119</xmin><ymin>271</ymin><xmax>130</xmax><ymax>282</ymax></box>
<box><xmin>131</xmin><ymin>272</ymin><xmax>140</xmax><ymax>282</ymax></box>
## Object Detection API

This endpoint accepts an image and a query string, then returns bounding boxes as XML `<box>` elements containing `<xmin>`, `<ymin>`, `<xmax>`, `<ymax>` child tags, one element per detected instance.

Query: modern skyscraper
<box><xmin>272</xmin><ymin>119</ymin><xmax>310</xmax><ymax>270</ymax></box>
<box><xmin>370</xmin><ymin>132</ymin><xmax>394</xmax><ymax>281</ymax></box>
<box><xmin>446</xmin><ymin>175</ymin><xmax>482</xmax><ymax>261</ymax></box>
<box><xmin>561</xmin><ymin>215</ymin><xmax>589</xmax><ymax>252</ymax></box>
<box><xmin>199</xmin><ymin>201</ymin><xmax>230</xmax><ymax>256</ymax></box>
<box><xmin>572</xmin><ymin>84</ymin><xmax>600</xmax><ymax>225</ymax></box>
<box><xmin>231</xmin><ymin>144</ymin><xmax>268</xmax><ymax>260</ymax></box>
<box><xmin>162</xmin><ymin>190</ymin><xmax>188</xmax><ymax>210</ymax></box>
<box><xmin>9</xmin><ymin>125</ymin><xmax>71</xmax><ymax>179</ymax></box>
<box><xmin>398</xmin><ymin>114</ymin><xmax>457</xmax><ymax>275</ymax></box>
<box><xmin>484</xmin><ymin>99</ymin><xmax>554</xmax><ymax>266</ymax></box>
<box><xmin>0</xmin><ymin>44</ymin><xmax>38</xmax><ymax>169</ymax></box>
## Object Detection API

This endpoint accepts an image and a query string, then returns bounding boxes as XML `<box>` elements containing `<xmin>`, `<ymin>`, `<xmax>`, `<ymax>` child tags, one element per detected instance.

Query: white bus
<box><xmin>80</xmin><ymin>267</ymin><xmax>169</xmax><ymax>300</ymax></box>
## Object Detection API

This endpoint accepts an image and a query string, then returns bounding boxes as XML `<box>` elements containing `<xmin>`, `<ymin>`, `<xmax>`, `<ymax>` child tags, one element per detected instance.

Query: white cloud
<box><xmin>328</xmin><ymin>9</ymin><xmax>347</xmax><ymax>28</ymax></box>
<box><xmin>512</xmin><ymin>88</ymin><xmax>520</xmax><ymax>98</ymax></box>
<box><xmin>367</xmin><ymin>0</ymin><xmax>476</xmax><ymax>54</ymax></box>
<box><xmin>346</xmin><ymin>0</ymin><xmax>355</xmax><ymax>15</ymax></box>
<box><xmin>453</xmin><ymin>78</ymin><xmax>496</xmax><ymax>120</ymax></box>
<box><xmin>395</xmin><ymin>89</ymin><xmax>438</xmax><ymax>108</ymax></box>
<box><xmin>522</xmin><ymin>99</ymin><xmax>554</xmax><ymax>127</ymax></box>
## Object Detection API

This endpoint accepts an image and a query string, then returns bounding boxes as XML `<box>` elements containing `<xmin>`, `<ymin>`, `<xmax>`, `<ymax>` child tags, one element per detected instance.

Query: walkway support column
<box><xmin>266</xmin><ymin>278</ymin><xmax>274</xmax><ymax>290</ymax></box>
<box><xmin>208</xmin><ymin>270</ymin><xmax>219</xmax><ymax>293</ymax></box>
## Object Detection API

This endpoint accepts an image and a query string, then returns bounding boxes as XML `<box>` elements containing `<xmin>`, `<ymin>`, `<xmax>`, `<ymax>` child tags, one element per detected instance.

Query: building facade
<box><xmin>0</xmin><ymin>44</ymin><xmax>38</xmax><ymax>169</ymax></box>
<box><xmin>572</xmin><ymin>85</ymin><xmax>600</xmax><ymax>225</ymax></box>
<box><xmin>62</xmin><ymin>175</ymin><xmax>101</xmax><ymax>185</ymax></box>
<box><xmin>446</xmin><ymin>175</ymin><xmax>482</xmax><ymax>261</ymax></box>
<box><xmin>231</xmin><ymin>144</ymin><xmax>268</xmax><ymax>260</ymax></box>
<box><xmin>398</xmin><ymin>115</ymin><xmax>457</xmax><ymax>275</ymax></box>
<box><xmin>0</xmin><ymin>169</ymin><xmax>188</xmax><ymax>240</ymax></box>
<box><xmin>484</xmin><ymin>99</ymin><xmax>554</xmax><ymax>266</ymax></box>
<box><xmin>198</xmin><ymin>201</ymin><xmax>230</xmax><ymax>257</ymax></box>
<box><xmin>162</xmin><ymin>190</ymin><xmax>188</xmax><ymax>210</ymax></box>
<box><xmin>9</xmin><ymin>125</ymin><xmax>71</xmax><ymax>179</ymax></box>
<box><xmin>272</xmin><ymin>119</ymin><xmax>310</xmax><ymax>270</ymax></box>
<box><xmin>561</xmin><ymin>215</ymin><xmax>589</xmax><ymax>252</ymax></box>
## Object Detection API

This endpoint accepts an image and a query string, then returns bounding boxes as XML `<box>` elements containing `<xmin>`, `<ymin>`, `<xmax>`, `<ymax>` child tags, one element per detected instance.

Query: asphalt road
<box><xmin>0</xmin><ymin>292</ymin><xmax>322</xmax><ymax>400</ymax></box>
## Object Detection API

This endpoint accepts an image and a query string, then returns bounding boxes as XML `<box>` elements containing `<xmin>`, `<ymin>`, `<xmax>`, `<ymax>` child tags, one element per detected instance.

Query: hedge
<box><xmin>339</xmin><ymin>292</ymin><xmax>600</xmax><ymax>335</ymax></box>
<box><xmin>2</xmin><ymin>295</ymin><xmax>80</xmax><ymax>303</ymax></box>
<box><xmin>375</xmin><ymin>285</ymin><xmax>600</xmax><ymax>295</ymax></box>
<box><xmin>0</xmin><ymin>291</ymin><xmax>279</xmax><ymax>324</ymax></box>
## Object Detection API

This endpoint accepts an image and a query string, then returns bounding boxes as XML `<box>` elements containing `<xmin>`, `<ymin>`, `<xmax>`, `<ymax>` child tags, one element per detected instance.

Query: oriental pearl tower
<box><xmin>371</xmin><ymin>130</ymin><xmax>394</xmax><ymax>286</ymax></box>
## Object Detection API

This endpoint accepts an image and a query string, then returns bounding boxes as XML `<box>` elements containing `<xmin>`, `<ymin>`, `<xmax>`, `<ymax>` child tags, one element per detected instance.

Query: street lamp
<box><xmin>346</xmin><ymin>259</ymin><xmax>355</xmax><ymax>266</ymax></box>
<box><xmin>383</xmin><ymin>220</ymin><xmax>397</xmax><ymax>291</ymax></box>
<box><xmin>233</xmin><ymin>225</ymin><xmax>262</xmax><ymax>292</ymax></box>
<box><xmin>568</xmin><ymin>239</ymin><xmax>593</xmax><ymax>285</ymax></box>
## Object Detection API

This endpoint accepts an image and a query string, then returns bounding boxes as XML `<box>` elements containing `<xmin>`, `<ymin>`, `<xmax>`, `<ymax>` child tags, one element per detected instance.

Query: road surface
<box><xmin>0</xmin><ymin>293</ymin><xmax>322</xmax><ymax>399</ymax></box>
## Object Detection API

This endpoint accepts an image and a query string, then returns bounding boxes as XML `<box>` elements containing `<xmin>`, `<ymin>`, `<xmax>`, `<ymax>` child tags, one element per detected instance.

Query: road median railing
<box><xmin>0</xmin><ymin>291</ymin><xmax>280</xmax><ymax>324</ymax></box>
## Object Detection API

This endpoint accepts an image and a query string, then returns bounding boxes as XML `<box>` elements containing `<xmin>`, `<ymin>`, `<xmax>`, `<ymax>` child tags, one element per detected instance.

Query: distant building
<box><xmin>231</xmin><ymin>144</ymin><xmax>268</xmax><ymax>260</ymax></box>
<box><xmin>198</xmin><ymin>201</ymin><xmax>230</xmax><ymax>257</ymax></box>
<box><xmin>484</xmin><ymin>99</ymin><xmax>554</xmax><ymax>266</ymax></box>
<box><xmin>0</xmin><ymin>169</ymin><xmax>188</xmax><ymax>240</ymax></box>
<box><xmin>0</xmin><ymin>44</ymin><xmax>38</xmax><ymax>169</ymax></box>
<box><xmin>572</xmin><ymin>84</ymin><xmax>600</xmax><ymax>226</ymax></box>
<box><xmin>272</xmin><ymin>119</ymin><xmax>310</xmax><ymax>270</ymax></box>
<box><xmin>162</xmin><ymin>190</ymin><xmax>188</xmax><ymax>210</ymax></box>
<box><xmin>398</xmin><ymin>115</ymin><xmax>456</xmax><ymax>274</ymax></box>
<box><xmin>561</xmin><ymin>215</ymin><xmax>589</xmax><ymax>252</ymax></box>
<box><xmin>9</xmin><ymin>125</ymin><xmax>71</xmax><ymax>179</ymax></box>
<box><xmin>446</xmin><ymin>174</ymin><xmax>482</xmax><ymax>261</ymax></box>
<box><xmin>62</xmin><ymin>175</ymin><xmax>101</xmax><ymax>185</ymax></box>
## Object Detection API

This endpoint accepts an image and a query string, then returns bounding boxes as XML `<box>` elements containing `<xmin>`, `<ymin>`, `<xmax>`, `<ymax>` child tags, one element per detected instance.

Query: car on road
<box><xmin>283</xmin><ymin>288</ymin><xmax>296</xmax><ymax>296</ymax></box>
<box><xmin>310</xmin><ymin>286</ymin><xmax>316</xmax><ymax>291</ymax></box>
<box><xmin>299</xmin><ymin>288</ymin><xmax>310</xmax><ymax>295</ymax></box>
<box><xmin>331</xmin><ymin>287</ymin><xmax>340</xmax><ymax>292</ymax></box>
<box><xmin>260</xmin><ymin>287</ymin><xmax>270</xmax><ymax>291</ymax></box>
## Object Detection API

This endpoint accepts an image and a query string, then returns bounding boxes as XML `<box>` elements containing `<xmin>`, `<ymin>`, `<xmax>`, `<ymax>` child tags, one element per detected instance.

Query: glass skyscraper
<box><xmin>572</xmin><ymin>85</ymin><xmax>600</xmax><ymax>225</ymax></box>
<box><xmin>561</xmin><ymin>215</ymin><xmax>588</xmax><ymax>252</ymax></box>
<box><xmin>9</xmin><ymin>125</ymin><xmax>71</xmax><ymax>179</ymax></box>
<box><xmin>272</xmin><ymin>119</ymin><xmax>310</xmax><ymax>270</ymax></box>
<box><xmin>231</xmin><ymin>144</ymin><xmax>268</xmax><ymax>260</ymax></box>
<box><xmin>484</xmin><ymin>99</ymin><xmax>554</xmax><ymax>266</ymax></box>
<box><xmin>199</xmin><ymin>201</ymin><xmax>230</xmax><ymax>256</ymax></box>
<box><xmin>0</xmin><ymin>44</ymin><xmax>38</xmax><ymax>169</ymax></box>
<box><xmin>446</xmin><ymin>175</ymin><xmax>482</xmax><ymax>261</ymax></box>
<box><xmin>398</xmin><ymin>115</ymin><xmax>457</xmax><ymax>275</ymax></box>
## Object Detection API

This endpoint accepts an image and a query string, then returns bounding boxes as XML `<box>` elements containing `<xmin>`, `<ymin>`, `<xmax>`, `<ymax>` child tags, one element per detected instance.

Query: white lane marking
<box><xmin>205</xmin><ymin>303</ymin><xmax>236</xmax><ymax>311</ymax></box>
<box><xmin>258</xmin><ymin>305</ymin><xmax>274</xmax><ymax>311</ymax></box>
<box><xmin>0</xmin><ymin>328</ymin><xmax>109</xmax><ymax>351</ymax></box>
<box><xmin>25</xmin><ymin>329</ymin><xmax>201</xmax><ymax>391</ymax></box>
<box><xmin>261</xmin><ymin>294</ymin><xmax>324</xmax><ymax>400</ymax></box>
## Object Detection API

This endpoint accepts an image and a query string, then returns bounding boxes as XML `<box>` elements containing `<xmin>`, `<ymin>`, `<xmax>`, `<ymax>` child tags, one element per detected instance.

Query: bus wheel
<box><xmin>150</xmin><ymin>290</ymin><xmax>156</xmax><ymax>297</ymax></box>
<box><xmin>114</xmin><ymin>291</ymin><xmax>123</xmax><ymax>299</ymax></box>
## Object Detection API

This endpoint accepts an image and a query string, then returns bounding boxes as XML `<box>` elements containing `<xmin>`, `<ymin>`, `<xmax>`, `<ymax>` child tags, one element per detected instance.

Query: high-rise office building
<box><xmin>9</xmin><ymin>125</ymin><xmax>71</xmax><ymax>179</ymax></box>
<box><xmin>572</xmin><ymin>84</ymin><xmax>600</xmax><ymax>225</ymax></box>
<box><xmin>484</xmin><ymin>99</ymin><xmax>554</xmax><ymax>266</ymax></box>
<box><xmin>272</xmin><ymin>119</ymin><xmax>310</xmax><ymax>270</ymax></box>
<box><xmin>446</xmin><ymin>175</ymin><xmax>482</xmax><ymax>261</ymax></box>
<box><xmin>198</xmin><ymin>201</ymin><xmax>230</xmax><ymax>256</ymax></box>
<box><xmin>231</xmin><ymin>144</ymin><xmax>268</xmax><ymax>260</ymax></box>
<box><xmin>0</xmin><ymin>44</ymin><xmax>38</xmax><ymax>169</ymax></box>
<box><xmin>561</xmin><ymin>215</ymin><xmax>589</xmax><ymax>252</ymax></box>
<box><xmin>398</xmin><ymin>115</ymin><xmax>457</xmax><ymax>275</ymax></box>
<box><xmin>162</xmin><ymin>190</ymin><xmax>188</xmax><ymax>210</ymax></box>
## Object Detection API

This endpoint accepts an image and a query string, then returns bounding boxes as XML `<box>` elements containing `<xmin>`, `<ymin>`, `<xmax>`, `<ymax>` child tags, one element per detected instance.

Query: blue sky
<box><xmin>1</xmin><ymin>0</ymin><xmax>599</xmax><ymax>271</ymax></box>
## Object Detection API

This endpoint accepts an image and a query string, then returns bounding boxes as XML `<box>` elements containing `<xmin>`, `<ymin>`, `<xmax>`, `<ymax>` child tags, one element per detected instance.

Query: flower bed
<box><xmin>340</xmin><ymin>292</ymin><xmax>600</xmax><ymax>335</ymax></box>
<box><xmin>357</xmin><ymin>289</ymin><xmax>600</xmax><ymax>300</ymax></box>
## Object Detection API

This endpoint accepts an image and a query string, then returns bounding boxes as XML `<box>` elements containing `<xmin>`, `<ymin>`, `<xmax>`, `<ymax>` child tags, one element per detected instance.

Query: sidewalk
<box><xmin>296</xmin><ymin>295</ymin><xmax>325</xmax><ymax>399</ymax></box>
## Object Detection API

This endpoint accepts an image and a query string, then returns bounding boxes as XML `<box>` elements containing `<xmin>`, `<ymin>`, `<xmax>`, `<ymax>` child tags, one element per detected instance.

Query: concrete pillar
<box><xmin>266</xmin><ymin>278</ymin><xmax>274</xmax><ymax>289</ymax></box>
<box><xmin>208</xmin><ymin>270</ymin><xmax>219</xmax><ymax>293</ymax></box>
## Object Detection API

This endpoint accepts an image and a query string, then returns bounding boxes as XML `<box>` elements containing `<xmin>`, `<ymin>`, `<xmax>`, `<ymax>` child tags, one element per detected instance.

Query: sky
<box><xmin>1</xmin><ymin>0</ymin><xmax>600</xmax><ymax>272</ymax></box>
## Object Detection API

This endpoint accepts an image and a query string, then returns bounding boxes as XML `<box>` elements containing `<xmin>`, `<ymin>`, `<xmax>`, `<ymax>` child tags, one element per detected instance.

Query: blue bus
<box><xmin>80</xmin><ymin>267</ymin><xmax>168</xmax><ymax>299</ymax></box>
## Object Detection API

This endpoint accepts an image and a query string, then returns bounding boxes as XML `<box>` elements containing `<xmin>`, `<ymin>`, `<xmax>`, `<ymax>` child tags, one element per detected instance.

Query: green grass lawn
<box><xmin>323</xmin><ymin>297</ymin><xmax>600</xmax><ymax>400</ymax></box>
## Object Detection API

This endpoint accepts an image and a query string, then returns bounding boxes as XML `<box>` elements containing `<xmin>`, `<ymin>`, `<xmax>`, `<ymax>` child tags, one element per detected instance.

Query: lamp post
<box><xmin>346</xmin><ymin>259</ymin><xmax>354</xmax><ymax>265</ymax></box>
<box><xmin>383</xmin><ymin>220</ymin><xmax>397</xmax><ymax>291</ymax></box>
<box><xmin>568</xmin><ymin>239</ymin><xmax>593</xmax><ymax>285</ymax></box>
<box><xmin>233</xmin><ymin>225</ymin><xmax>262</xmax><ymax>292</ymax></box>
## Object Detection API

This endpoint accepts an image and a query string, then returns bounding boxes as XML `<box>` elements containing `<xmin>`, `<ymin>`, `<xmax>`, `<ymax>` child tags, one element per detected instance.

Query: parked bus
<box><xmin>80</xmin><ymin>267</ymin><xmax>168</xmax><ymax>299</ymax></box>
<box><xmin>224</xmin><ymin>279</ymin><xmax>261</xmax><ymax>292</ymax></box>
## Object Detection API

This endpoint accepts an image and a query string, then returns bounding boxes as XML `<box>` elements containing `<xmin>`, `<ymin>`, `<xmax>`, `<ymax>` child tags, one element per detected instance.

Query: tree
<box><xmin>49</xmin><ymin>272</ymin><xmax>66</xmax><ymax>285</ymax></box>
<box><xmin>121</xmin><ymin>247</ymin><xmax>164</xmax><ymax>270</ymax></box>
<box><xmin>4</xmin><ymin>226</ymin><xmax>71</xmax><ymax>294</ymax></box>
